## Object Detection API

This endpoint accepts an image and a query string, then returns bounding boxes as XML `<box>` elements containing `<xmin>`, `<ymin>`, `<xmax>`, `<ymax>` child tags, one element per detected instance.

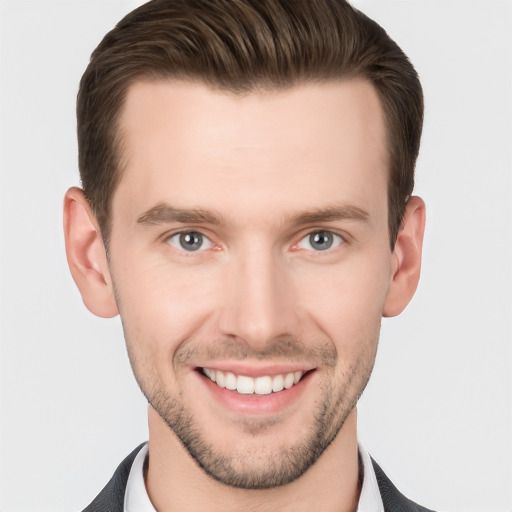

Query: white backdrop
<box><xmin>0</xmin><ymin>1</ymin><xmax>511</xmax><ymax>511</ymax></box>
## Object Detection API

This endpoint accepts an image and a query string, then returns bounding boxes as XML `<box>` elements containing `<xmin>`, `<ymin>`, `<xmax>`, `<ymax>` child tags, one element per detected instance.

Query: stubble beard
<box><xmin>125</xmin><ymin>337</ymin><xmax>377</xmax><ymax>490</ymax></box>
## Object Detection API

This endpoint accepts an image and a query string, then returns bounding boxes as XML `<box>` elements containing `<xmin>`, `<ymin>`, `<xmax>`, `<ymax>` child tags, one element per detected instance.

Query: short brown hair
<box><xmin>77</xmin><ymin>0</ymin><xmax>423</xmax><ymax>246</ymax></box>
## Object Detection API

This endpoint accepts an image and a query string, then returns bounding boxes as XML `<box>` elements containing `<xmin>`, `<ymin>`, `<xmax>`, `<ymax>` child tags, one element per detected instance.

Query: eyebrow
<box><xmin>137</xmin><ymin>204</ymin><xmax>223</xmax><ymax>225</ymax></box>
<box><xmin>286</xmin><ymin>204</ymin><xmax>370</xmax><ymax>227</ymax></box>
<box><xmin>136</xmin><ymin>202</ymin><xmax>369</xmax><ymax>227</ymax></box>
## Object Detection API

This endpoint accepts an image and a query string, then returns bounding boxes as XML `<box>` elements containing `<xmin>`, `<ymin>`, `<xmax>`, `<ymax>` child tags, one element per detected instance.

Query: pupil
<box><xmin>310</xmin><ymin>231</ymin><xmax>332</xmax><ymax>250</ymax></box>
<box><xmin>180</xmin><ymin>232</ymin><xmax>202</xmax><ymax>251</ymax></box>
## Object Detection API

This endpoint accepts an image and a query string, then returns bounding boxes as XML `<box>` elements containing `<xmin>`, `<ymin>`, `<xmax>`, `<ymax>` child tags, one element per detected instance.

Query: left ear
<box><xmin>383</xmin><ymin>196</ymin><xmax>426</xmax><ymax>317</ymax></box>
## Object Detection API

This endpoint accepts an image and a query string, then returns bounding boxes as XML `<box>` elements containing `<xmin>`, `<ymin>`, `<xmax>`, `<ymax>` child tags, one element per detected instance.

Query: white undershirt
<box><xmin>124</xmin><ymin>442</ymin><xmax>384</xmax><ymax>512</ymax></box>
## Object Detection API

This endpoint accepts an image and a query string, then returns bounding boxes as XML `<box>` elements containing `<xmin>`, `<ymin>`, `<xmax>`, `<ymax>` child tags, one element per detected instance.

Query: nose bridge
<box><xmin>218</xmin><ymin>241</ymin><xmax>297</xmax><ymax>349</ymax></box>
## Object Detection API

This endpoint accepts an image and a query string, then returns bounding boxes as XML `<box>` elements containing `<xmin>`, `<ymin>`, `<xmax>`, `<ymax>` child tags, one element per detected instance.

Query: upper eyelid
<box><xmin>296</xmin><ymin>230</ymin><xmax>344</xmax><ymax>249</ymax></box>
<box><xmin>165</xmin><ymin>230</ymin><xmax>214</xmax><ymax>253</ymax></box>
<box><xmin>294</xmin><ymin>227</ymin><xmax>348</xmax><ymax>243</ymax></box>
<box><xmin>161</xmin><ymin>227</ymin><xmax>214</xmax><ymax>242</ymax></box>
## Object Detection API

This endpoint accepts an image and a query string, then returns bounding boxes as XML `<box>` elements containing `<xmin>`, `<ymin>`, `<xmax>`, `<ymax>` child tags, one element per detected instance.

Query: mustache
<box><xmin>174</xmin><ymin>336</ymin><xmax>337</xmax><ymax>368</ymax></box>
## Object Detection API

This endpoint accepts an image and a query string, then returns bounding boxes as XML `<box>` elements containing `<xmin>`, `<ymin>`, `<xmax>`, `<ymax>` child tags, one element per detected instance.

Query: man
<box><xmin>63</xmin><ymin>0</ymin><xmax>430</xmax><ymax>510</ymax></box>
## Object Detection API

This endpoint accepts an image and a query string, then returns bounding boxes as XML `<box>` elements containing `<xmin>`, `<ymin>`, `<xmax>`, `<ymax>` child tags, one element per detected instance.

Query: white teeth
<box><xmin>254</xmin><ymin>376</ymin><xmax>273</xmax><ymax>395</ymax></box>
<box><xmin>203</xmin><ymin>368</ymin><xmax>216</xmax><ymax>382</ymax></box>
<box><xmin>272</xmin><ymin>374</ymin><xmax>284</xmax><ymax>392</ymax></box>
<box><xmin>215</xmin><ymin>370</ymin><xmax>226</xmax><ymax>388</ymax></box>
<box><xmin>202</xmin><ymin>368</ymin><xmax>305</xmax><ymax>395</ymax></box>
<box><xmin>237</xmin><ymin>375</ymin><xmax>255</xmax><ymax>394</ymax></box>
<box><xmin>284</xmin><ymin>373</ymin><xmax>295</xmax><ymax>389</ymax></box>
<box><xmin>225</xmin><ymin>372</ymin><xmax>237</xmax><ymax>390</ymax></box>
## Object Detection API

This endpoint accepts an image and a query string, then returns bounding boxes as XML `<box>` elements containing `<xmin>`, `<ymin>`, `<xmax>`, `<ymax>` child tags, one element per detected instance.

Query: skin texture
<box><xmin>64</xmin><ymin>79</ymin><xmax>425</xmax><ymax>512</ymax></box>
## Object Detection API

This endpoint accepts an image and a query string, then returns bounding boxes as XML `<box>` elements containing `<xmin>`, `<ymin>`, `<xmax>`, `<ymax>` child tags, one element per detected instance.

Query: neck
<box><xmin>145</xmin><ymin>407</ymin><xmax>361</xmax><ymax>512</ymax></box>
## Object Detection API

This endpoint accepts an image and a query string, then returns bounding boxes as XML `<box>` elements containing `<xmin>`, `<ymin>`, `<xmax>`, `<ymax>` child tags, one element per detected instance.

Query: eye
<box><xmin>167</xmin><ymin>231</ymin><xmax>213</xmax><ymax>252</ymax></box>
<box><xmin>297</xmin><ymin>230</ymin><xmax>343</xmax><ymax>251</ymax></box>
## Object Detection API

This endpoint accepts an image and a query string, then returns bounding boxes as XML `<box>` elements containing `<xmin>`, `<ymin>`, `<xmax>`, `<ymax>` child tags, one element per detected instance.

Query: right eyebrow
<box><xmin>286</xmin><ymin>204</ymin><xmax>370</xmax><ymax>227</ymax></box>
<box><xmin>136</xmin><ymin>203</ymin><xmax>224</xmax><ymax>226</ymax></box>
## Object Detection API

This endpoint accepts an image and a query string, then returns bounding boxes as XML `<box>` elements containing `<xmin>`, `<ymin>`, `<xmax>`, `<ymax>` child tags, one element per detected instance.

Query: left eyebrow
<box><xmin>137</xmin><ymin>204</ymin><xmax>224</xmax><ymax>226</ymax></box>
<box><xmin>286</xmin><ymin>204</ymin><xmax>370</xmax><ymax>227</ymax></box>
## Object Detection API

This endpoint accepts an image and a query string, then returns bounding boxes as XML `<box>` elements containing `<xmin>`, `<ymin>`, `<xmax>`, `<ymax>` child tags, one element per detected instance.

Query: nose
<box><xmin>217</xmin><ymin>244</ymin><xmax>300</xmax><ymax>351</ymax></box>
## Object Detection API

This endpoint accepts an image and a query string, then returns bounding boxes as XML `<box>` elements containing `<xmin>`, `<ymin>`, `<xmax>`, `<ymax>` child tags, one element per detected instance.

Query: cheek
<box><xmin>293</xmin><ymin>253</ymin><xmax>391</xmax><ymax>345</ymax></box>
<box><xmin>112</xmin><ymin>255</ymin><xmax>222</xmax><ymax>352</ymax></box>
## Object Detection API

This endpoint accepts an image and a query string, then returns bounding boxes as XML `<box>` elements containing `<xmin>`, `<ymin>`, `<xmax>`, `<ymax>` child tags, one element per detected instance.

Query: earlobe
<box><xmin>63</xmin><ymin>187</ymin><xmax>119</xmax><ymax>318</ymax></box>
<box><xmin>383</xmin><ymin>196</ymin><xmax>426</xmax><ymax>318</ymax></box>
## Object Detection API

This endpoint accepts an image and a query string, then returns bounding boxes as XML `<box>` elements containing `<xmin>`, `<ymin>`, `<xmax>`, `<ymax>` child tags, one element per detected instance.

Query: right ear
<box><xmin>63</xmin><ymin>187</ymin><xmax>119</xmax><ymax>318</ymax></box>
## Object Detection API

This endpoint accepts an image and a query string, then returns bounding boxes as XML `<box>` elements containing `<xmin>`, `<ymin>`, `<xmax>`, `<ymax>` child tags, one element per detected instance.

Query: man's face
<box><xmin>108</xmin><ymin>79</ymin><xmax>392</xmax><ymax>488</ymax></box>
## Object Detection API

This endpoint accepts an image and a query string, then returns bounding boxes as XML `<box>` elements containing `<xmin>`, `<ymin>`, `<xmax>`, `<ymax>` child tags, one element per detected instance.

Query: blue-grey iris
<box><xmin>179</xmin><ymin>232</ymin><xmax>203</xmax><ymax>251</ymax></box>
<box><xmin>309</xmin><ymin>231</ymin><xmax>334</xmax><ymax>251</ymax></box>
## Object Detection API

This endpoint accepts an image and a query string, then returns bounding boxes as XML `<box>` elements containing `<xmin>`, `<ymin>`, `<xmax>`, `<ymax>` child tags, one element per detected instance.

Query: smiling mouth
<box><xmin>200</xmin><ymin>367</ymin><xmax>310</xmax><ymax>395</ymax></box>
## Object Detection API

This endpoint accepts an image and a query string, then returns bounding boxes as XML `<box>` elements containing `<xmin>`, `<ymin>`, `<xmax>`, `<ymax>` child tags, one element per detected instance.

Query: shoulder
<box><xmin>82</xmin><ymin>443</ymin><xmax>145</xmax><ymax>512</ymax></box>
<box><xmin>372</xmin><ymin>458</ymin><xmax>436</xmax><ymax>512</ymax></box>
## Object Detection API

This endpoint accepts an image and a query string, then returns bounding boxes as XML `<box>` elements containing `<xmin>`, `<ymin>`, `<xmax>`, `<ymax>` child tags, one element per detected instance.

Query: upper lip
<box><xmin>195</xmin><ymin>362</ymin><xmax>316</xmax><ymax>378</ymax></box>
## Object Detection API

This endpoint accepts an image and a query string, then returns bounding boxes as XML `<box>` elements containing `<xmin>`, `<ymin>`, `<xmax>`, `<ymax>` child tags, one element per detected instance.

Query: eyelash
<box><xmin>164</xmin><ymin>229</ymin><xmax>345</xmax><ymax>254</ymax></box>
<box><xmin>166</xmin><ymin>231</ymin><xmax>214</xmax><ymax>252</ymax></box>
<box><xmin>296</xmin><ymin>231</ymin><xmax>344</xmax><ymax>252</ymax></box>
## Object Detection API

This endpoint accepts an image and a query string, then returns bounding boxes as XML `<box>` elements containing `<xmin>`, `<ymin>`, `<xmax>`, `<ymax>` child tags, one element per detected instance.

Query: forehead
<box><xmin>114</xmin><ymin>79</ymin><xmax>388</xmax><ymax>226</ymax></box>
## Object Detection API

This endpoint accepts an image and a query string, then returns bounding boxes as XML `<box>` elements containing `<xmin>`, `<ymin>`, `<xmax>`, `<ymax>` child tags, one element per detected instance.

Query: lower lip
<box><xmin>196</xmin><ymin>370</ymin><xmax>314</xmax><ymax>416</ymax></box>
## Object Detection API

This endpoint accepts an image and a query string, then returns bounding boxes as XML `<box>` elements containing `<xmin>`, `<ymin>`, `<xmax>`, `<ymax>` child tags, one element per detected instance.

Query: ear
<box><xmin>63</xmin><ymin>187</ymin><xmax>119</xmax><ymax>318</ymax></box>
<box><xmin>383</xmin><ymin>196</ymin><xmax>426</xmax><ymax>317</ymax></box>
